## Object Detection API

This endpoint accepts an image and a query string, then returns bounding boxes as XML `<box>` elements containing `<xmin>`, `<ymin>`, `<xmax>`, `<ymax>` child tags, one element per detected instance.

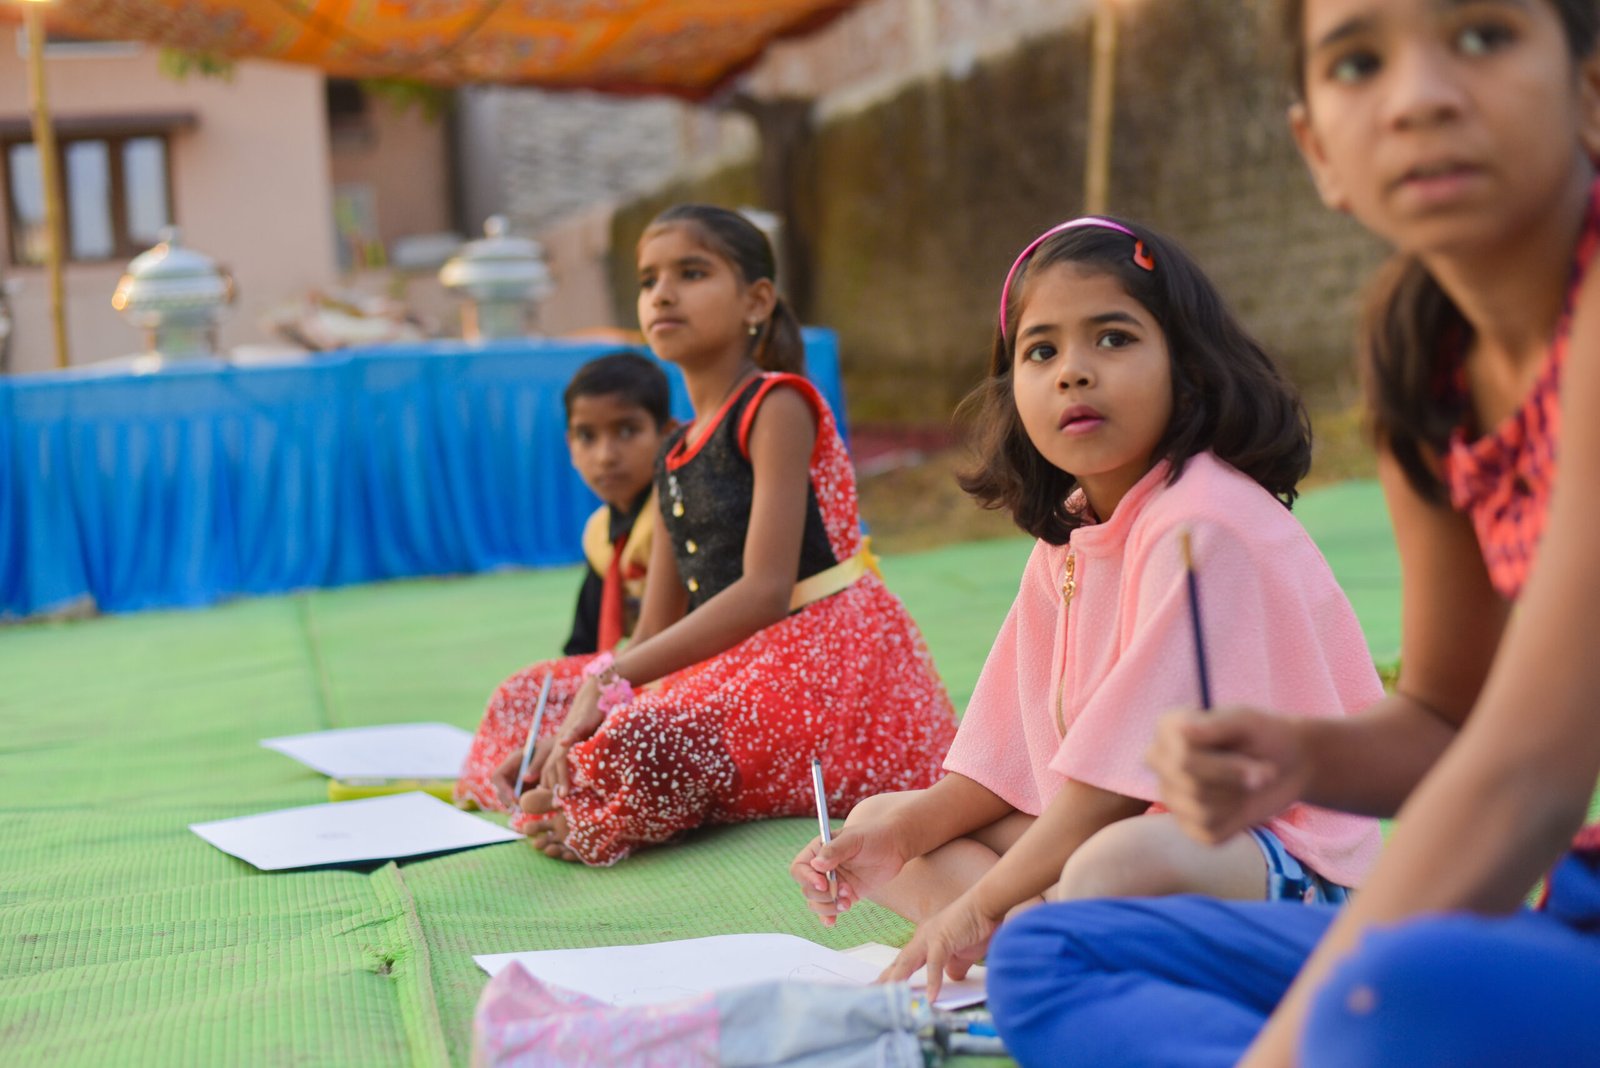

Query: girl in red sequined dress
<box><xmin>455</xmin><ymin>204</ymin><xmax>956</xmax><ymax>866</ymax></box>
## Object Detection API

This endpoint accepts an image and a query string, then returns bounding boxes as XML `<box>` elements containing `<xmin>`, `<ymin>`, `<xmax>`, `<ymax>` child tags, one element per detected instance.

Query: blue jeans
<box><xmin>986</xmin><ymin>850</ymin><xmax>1600</xmax><ymax>1067</ymax></box>
<box><xmin>1248</xmin><ymin>826</ymin><xmax>1350</xmax><ymax>904</ymax></box>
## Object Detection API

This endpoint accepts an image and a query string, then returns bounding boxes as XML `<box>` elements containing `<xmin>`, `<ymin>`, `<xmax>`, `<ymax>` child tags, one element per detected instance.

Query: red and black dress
<box><xmin>455</xmin><ymin>372</ymin><xmax>957</xmax><ymax>865</ymax></box>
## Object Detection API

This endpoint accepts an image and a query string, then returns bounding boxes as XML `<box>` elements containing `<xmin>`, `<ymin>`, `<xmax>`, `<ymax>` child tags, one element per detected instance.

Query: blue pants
<box><xmin>987</xmin><ymin>850</ymin><xmax>1600</xmax><ymax>1067</ymax></box>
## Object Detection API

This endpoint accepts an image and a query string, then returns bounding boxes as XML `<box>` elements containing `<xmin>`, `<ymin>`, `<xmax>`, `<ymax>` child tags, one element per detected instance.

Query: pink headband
<box><xmin>998</xmin><ymin>217</ymin><xmax>1153</xmax><ymax>341</ymax></box>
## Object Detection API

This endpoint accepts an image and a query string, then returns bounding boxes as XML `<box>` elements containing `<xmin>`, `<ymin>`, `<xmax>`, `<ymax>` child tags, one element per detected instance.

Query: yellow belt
<box><xmin>789</xmin><ymin>538</ymin><xmax>883</xmax><ymax>612</ymax></box>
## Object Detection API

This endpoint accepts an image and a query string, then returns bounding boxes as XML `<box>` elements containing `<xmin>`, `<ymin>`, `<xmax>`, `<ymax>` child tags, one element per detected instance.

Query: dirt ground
<box><xmin>856</xmin><ymin>400</ymin><xmax>1377</xmax><ymax>554</ymax></box>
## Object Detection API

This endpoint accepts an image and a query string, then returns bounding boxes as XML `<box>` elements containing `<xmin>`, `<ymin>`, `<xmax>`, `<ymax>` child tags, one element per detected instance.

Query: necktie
<box><xmin>597</xmin><ymin>534</ymin><xmax>628</xmax><ymax>652</ymax></box>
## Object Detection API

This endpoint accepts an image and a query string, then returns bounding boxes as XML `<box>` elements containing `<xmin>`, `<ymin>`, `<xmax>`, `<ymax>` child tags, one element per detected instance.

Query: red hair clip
<box><xmin>1133</xmin><ymin>240</ymin><xmax>1155</xmax><ymax>272</ymax></box>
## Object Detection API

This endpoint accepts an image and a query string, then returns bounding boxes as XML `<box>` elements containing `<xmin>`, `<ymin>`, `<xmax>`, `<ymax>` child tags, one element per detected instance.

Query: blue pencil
<box><xmin>1179</xmin><ymin>530</ymin><xmax>1213</xmax><ymax>710</ymax></box>
<box><xmin>513</xmin><ymin>671</ymin><xmax>554</xmax><ymax>803</ymax></box>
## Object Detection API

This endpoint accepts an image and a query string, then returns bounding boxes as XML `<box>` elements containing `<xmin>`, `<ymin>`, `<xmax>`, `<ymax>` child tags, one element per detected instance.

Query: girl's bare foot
<box><xmin>519</xmin><ymin>788</ymin><xmax>582</xmax><ymax>862</ymax></box>
<box><xmin>520</xmin><ymin>785</ymin><xmax>559</xmax><ymax>816</ymax></box>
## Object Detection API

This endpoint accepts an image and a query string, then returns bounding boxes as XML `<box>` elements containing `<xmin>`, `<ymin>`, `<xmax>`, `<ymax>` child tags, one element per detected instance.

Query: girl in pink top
<box><xmin>789</xmin><ymin>216</ymin><xmax>1383</xmax><ymax>998</ymax></box>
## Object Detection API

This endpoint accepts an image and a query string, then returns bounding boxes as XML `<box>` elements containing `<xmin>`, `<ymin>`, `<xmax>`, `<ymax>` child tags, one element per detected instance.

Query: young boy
<box><xmin>561</xmin><ymin>351</ymin><xmax>672</xmax><ymax>655</ymax></box>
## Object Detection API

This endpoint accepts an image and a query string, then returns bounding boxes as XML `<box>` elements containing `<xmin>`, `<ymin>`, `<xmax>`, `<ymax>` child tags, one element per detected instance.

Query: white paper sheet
<box><xmin>474</xmin><ymin>933</ymin><xmax>986</xmax><ymax>1010</ymax></box>
<box><xmin>260</xmin><ymin>722</ymin><xmax>473</xmax><ymax>779</ymax></box>
<box><xmin>839</xmin><ymin>941</ymin><xmax>987</xmax><ymax>1009</ymax></box>
<box><xmin>190</xmin><ymin>791</ymin><xmax>520</xmax><ymax>871</ymax></box>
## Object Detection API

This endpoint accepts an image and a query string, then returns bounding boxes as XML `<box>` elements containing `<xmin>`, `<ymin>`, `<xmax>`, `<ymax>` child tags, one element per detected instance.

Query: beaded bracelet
<box><xmin>582</xmin><ymin>651</ymin><xmax>635</xmax><ymax>716</ymax></box>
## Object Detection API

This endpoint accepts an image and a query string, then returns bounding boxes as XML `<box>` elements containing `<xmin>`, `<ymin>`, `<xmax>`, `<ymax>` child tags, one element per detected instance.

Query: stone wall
<box><xmin>466</xmin><ymin>87</ymin><xmax>756</xmax><ymax>236</ymax></box>
<box><xmin>601</xmin><ymin>0</ymin><xmax>1388</xmax><ymax>424</ymax></box>
<box><xmin>607</xmin><ymin>165</ymin><xmax>765</xmax><ymax>326</ymax></box>
<box><xmin>748</xmin><ymin>0</ymin><xmax>1086</xmax><ymax>118</ymax></box>
<box><xmin>1111</xmin><ymin>0</ymin><xmax>1386</xmax><ymax>397</ymax></box>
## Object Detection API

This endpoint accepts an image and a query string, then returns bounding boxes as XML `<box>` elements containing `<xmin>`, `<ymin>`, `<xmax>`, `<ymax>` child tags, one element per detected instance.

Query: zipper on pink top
<box><xmin>1055</xmin><ymin>551</ymin><xmax>1077</xmax><ymax>737</ymax></box>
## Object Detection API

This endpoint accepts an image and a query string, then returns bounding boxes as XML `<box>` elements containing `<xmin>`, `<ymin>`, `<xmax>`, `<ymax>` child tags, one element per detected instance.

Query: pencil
<box><xmin>810</xmin><ymin>757</ymin><xmax>837</xmax><ymax>900</ymax></box>
<box><xmin>1179</xmin><ymin>530</ymin><xmax>1213</xmax><ymax>710</ymax></box>
<box><xmin>513</xmin><ymin>671</ymin><xmax>554</xmax><ymax>804</ymax></box>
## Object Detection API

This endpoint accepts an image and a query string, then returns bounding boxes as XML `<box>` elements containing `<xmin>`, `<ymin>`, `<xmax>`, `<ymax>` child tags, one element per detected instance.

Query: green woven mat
<box><xmin>1290</xmin><ymin>479</ymin><xmax>1401</xmax><ymax>664</ymax></box>
<box><xmin>0</xmin><ymin>481</ymin><xmax>1399</xmax><ymax>1066</ymax></box>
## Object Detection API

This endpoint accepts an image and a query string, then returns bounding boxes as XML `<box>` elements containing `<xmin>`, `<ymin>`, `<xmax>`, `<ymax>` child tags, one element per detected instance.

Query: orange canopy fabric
<box><xmin>5</xmin><ymin>0</ymin><xmax>863</xmax><ymax>98</ymax></box>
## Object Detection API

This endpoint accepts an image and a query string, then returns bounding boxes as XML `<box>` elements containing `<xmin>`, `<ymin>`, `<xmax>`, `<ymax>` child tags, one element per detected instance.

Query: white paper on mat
<box><xmin>190</xmin><ymin>791</ymin><xmax>520</xmax><ymax>871</ymax></box>
<box><xmin>260</xmin><ymin>722</ymin><xmax>473</xmax><ymax>779</ymax></box>
<box><xmin>473</xmin><ymin>933</ymin><xmax>986</xmax><ymax>1010</ymax></box>
<box><xmin>839</xmin><ymin>941</ymin><xmax>987</xmax><ymax>1009</ymax></box>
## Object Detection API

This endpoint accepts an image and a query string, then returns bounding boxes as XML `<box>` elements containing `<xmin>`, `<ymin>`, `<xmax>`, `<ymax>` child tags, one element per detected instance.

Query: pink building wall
<box><xmin>535</xmin><ymin>201</ymin><xmax>623</xmax><ymax>336</ymax></box>
<box><xmin>327</xmin><ymin>93</ymin><xmax>454</xmax><ymax>254</ymax></box>
<box><xmin>0</xmin><ymin>40</ymin><xmax>338</xmax><ymax>374</ymax></box>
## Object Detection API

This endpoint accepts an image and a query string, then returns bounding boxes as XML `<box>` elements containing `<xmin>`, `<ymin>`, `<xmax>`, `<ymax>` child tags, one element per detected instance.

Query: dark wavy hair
<box><xmin>642</xmin><ymin>204</ymin><xmax>806</xmax><ymax>375</ymax></box>
<box><xmin>958</xmin><ymin>218</ymin><xmax>1311</xmax><ymax>545</ymax></box>
<box><xmin>1283</xmin><ymin>0</ymin><xmax>1600</xmax><ymax>500</ymax></box>
<box><xmin>563</xmin><ymin>350</ymin><xmax>672</xmax><ymax>428</ymax></box>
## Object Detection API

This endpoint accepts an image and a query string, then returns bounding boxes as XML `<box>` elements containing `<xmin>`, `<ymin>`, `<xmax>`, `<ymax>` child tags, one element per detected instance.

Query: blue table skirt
<box><xmin>0</xmin><ymin>331</ymin><xmax>846</xmax><ymax>619</ymax></box>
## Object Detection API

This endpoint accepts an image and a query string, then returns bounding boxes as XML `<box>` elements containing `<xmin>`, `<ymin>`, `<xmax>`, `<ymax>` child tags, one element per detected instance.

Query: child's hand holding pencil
<box><xmin>1146</xmin><ymin>706</ymin><xmax>1311</xmax><ymax>846</ymax></box>
<box><xmin>1146</xmin><ymin>529</ymin><xmax>1306</xmax><ymax>843</ymax></box>
<box><xmin>490</xmin><ymin>671</ymin><xmax>554</xmax><ymax>808</ymax></box>
<box><xmin>789</xmin><ymin>817</ymin><xmax>912</xmax><ymax>927</ymax></box>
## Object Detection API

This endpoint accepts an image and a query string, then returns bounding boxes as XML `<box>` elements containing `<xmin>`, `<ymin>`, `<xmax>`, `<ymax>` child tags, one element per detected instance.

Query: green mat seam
<box><xmin>371</xmin><ymin>862</ymin><xmax>454</xmax><ymax>1068</ymax></box>
<box><xmin>295</xmin><ymin>593</ymin><xmax>339</xmax><ymax>730</ymax></box>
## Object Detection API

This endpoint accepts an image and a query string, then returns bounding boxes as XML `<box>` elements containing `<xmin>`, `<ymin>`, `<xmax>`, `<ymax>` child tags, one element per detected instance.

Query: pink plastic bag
<box><xmin>473</xmin><ymin>963</ymin><xmax>720</xmax><ymax>1068</ymax></box>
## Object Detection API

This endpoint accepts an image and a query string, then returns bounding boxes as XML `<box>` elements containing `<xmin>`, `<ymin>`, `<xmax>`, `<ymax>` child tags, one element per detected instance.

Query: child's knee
<box><xmin>1303</xmin><ymin>916</ymin><xmax>1501</xmax><ymax>1068</ymax></box>
<box><xmin>988</xmin><ymin>909</ymin><xmax>1080</xmax><ymax>1011</ymax></box>
<box><xmin>989</xmin><ymin>907</ymin><xmax>1125</xmax><ymax>1063</ymax></box>
<box><xmin>1054</xmin><ymin>819</ymin><xmax>1180</xmax><ymax>900</ymax></box>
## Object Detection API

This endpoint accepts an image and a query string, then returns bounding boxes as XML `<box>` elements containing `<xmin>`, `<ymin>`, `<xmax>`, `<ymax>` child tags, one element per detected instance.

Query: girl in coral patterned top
<box><xmin>983</xmin><ymin>3</ymin><xmax>1600</xmax><ymax>1066</ymax></box>
<box><xmin>455</xmin><ymin>204</ymin><xmax>956</xmax><ymax>866</ymax></box>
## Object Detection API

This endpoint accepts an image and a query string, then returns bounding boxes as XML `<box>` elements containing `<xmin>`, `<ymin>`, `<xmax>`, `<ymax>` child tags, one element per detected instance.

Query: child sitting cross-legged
<box><xmin>454</xmin><ymin>351</ymin><xmax>669</xmax><ymax>811</ymax></box>
<box><xmin>791</xmin><ymin>217</ymin><xmax>1384</xmax><ymax>1001</ymax></box>
<box><xmin>458</xmin><ymin>204</ymin><xmax>957</xmax><ymax>865</ymax></box>
<box><xmin>985</xmin><ymin>4</ymin><xmax>1600</xmax><ymax>1064</ymax></box>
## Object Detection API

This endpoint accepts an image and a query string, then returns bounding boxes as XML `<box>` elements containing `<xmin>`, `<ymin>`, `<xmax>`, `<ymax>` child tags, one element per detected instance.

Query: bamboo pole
<box><xmin>23</xmin><ymin>1</ymin><xmax>69</xmax><ymax>370</ymax></box>
<box><xmin>1083</xmin><ymin>0</ymin><xmax>1119</xmax><ymax>216</ymax></box>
